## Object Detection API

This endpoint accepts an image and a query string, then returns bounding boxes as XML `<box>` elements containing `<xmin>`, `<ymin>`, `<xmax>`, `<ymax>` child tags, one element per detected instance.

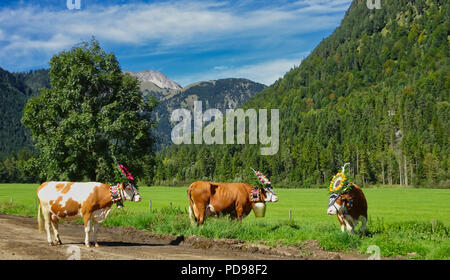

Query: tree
<box><xmin>22</xmin><ymin>39</ymin><xmax>156</xmax><ymax>183</ymax></box>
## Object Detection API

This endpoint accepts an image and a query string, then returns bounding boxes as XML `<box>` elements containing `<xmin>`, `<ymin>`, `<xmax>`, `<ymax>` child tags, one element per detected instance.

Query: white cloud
<box><xmin>0</xmin><ymin>0</ymin><xmax>351</xmax><ymax>71</ymax></box>
<box><xmin>213</xmin><ymin>65</ymin><xmax>228</xmax><ymax>71</ymax></box>
<box><xmin>175</xmin><ymin>55</ymin><xmax>307</xmax><ymax>87</ymax></box>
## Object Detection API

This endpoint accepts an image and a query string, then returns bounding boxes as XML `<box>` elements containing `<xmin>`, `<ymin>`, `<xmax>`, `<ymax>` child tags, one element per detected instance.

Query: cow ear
<box><xmin>210</xmin><ymin>183</ymin><xmax>219</xmax><ymax>195</ymax></box>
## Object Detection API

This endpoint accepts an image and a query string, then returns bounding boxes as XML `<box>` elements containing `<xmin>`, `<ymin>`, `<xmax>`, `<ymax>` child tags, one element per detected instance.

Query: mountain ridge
<box><xmin>144</xmin><ymin>77</ymin><xmax>267</xmax><ymax>149</ymax></box>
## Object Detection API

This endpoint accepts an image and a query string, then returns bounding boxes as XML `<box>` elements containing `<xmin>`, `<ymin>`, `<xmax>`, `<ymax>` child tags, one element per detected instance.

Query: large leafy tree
<box><xmin>22</xmin><ymin>39</ymin><xmax>156</xmax><ymax>183</ymax></box>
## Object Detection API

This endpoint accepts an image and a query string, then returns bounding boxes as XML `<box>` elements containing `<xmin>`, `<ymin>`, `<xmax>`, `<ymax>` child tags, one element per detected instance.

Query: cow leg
<box><xmin>337</xmin><ymin>215</ymin><xmax>345</xmax><ymax>232</ymax></box>
<box><xmin>235</xmin><ymin>205</ymin><xmax>244</xmax><ymax>223</ymax></box>
<box><xmin>360</xmin><ymin>216</ymin><xmax>367</xmax><ymax>234</ymax></box>
<box><xmin>343</xmin><ymin>216</ymin><xmax>355</xmax><ymax>233</ymax></box>
<box><xmin>42</xmin><ymin>209</ymin><xmax>54</xmax><ymax>245</ymax></box>
<box><xmin>192</xmin><ymin>202</ymin><xmax>205</xmax><ymax>226</ymax></box>
<box><xmin>197</xmin><ymin>205</ymin><xmax>206</xmax><ymax>226</ymax></box>
<box><xmin>92</xmin><ymin>221</ymin><xmax>100</xmax><ymax>247</ymax></box>
<box><xmin>197</xmin><ymin>210</ymin><xmax>206</xmax><ymax>226</ymax></box>
<box><xmin>50</xmin><ymin>215</ymin><xmax>62</xmax><ymax>245</ymax></box>
<box><xmin>83</xmin><ymin>216</ymin><xmax>92</xmax><ymax>247</ymax></box>
<box><xmin>188</xmin><ymin>205</ymin><xmax>195</xmax><ymax>225</ymax></box>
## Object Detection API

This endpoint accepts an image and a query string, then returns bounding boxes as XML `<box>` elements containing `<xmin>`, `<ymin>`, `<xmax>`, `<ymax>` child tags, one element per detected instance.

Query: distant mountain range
<box><xmin>125</xmin><ymin>70</ymin><xmax>266</xmax><ymax>148</ymax></box>
<box><xmin>144</xmin><ymin>77</ymin><xmax>267</xmax><ymax>148</ymax></box>
<box><xmin>0</xmin><ymin>67</ymin><xmax>266</xmax><ymax>155</ymax></box>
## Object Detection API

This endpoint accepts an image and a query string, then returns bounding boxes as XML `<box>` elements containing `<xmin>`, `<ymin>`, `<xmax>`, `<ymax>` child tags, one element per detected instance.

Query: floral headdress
<box><xmin>250</xmin><ymin>168</ymin><xmax>271</xmax><ymax>188</ymax></box>
<box><xmin>329</xmin><ymin>163</ymin><xmax>353</xmax><ymax>194</ymax></box>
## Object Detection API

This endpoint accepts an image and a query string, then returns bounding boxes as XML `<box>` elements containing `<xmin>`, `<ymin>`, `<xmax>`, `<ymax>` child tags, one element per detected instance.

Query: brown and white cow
<box><xmin>327</xmin><ymin>184</ymin><xmax>367</xmax><ymax>233</ymax></box>
<box><xmin>37</xmin><ymin>181</ymin><xmax>141</xmax><ymax>247</ymax></box>
<box><xmin>187</xmin><ymin>181</ymin><xmax>279</xmax><ymax>226</ymax></box>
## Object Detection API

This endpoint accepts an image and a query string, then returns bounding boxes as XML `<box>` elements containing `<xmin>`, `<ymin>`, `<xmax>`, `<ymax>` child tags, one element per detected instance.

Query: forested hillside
<box><xmin>0</xmin><ymin>68</ymin><xmax>49</xmax><ymax>182</ymax></box>
<box><xmin>0</xmin><ymin>68</ymin><xmax>49</xmax><ymax>157</ymax></box>
<box><xmin>154</xmin><ymin>0</ymin><xmax>449</xmax><ymax>187</ymax></box>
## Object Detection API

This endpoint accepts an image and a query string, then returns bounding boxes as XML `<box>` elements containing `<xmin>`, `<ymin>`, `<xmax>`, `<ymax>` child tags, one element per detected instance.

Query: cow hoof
<box><xmin>94</xmin><ymin>243</ymin><xmax>99</xmax><ymax>248</ymax></box>
<box><xmin>48</xmin><ymin>242</ymin><xmax>55</xmax><ymax>246</ymax></box>
<box><xmin>85</xmin><ymin>244</ymin><xmax>91</xmax><ymax>248</ymax></box>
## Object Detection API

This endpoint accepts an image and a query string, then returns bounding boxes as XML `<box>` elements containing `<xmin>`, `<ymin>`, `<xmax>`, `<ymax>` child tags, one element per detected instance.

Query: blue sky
<box><xmin>0</xmin><ymin>0</ymin><xmax>352</xmax><ymax>86</ymax></box>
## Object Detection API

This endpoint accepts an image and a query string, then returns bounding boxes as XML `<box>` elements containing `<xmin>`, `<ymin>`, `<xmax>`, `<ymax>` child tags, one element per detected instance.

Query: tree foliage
<box><xmin>22</xmin><ymin>39</ymin><xmax>156</xmax><ymax>183</ymax></box>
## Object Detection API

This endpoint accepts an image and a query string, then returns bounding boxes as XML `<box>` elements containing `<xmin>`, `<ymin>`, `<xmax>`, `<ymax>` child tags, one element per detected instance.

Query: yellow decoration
<box><xmin>329</xmin><ymin>172</ymin><xmax>346</xmax><ymax>192</ymax></box>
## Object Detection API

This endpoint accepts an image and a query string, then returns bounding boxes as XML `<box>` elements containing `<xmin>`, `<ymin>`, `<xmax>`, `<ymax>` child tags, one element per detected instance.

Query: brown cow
<box><xmin>187</xmin><ymin>181</ymin><xmax>279</xmax><ymax>226</ymax></box>
<box><xmin>37</xmin><ymin>181</ymin><xmax>142</xmax><ymax>247</ymax></box>
<box><xmin>327</xmin><ymin>184</ymin><xmax>367</xmax><ymax>233</ymax></box>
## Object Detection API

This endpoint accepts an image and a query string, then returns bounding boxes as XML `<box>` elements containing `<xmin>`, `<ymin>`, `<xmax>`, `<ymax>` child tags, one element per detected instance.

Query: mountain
<box><xmin>146</xmin><ymin>78</ymin><xmax>267</xmax><ymax>149</ymax></box>
<box><xmin>124</xmin><ymin>70</ymin><xmax>182</xmax><ymax>90</ymax></box>
<box><xmin>124</xmin><ymin>70</ymin><xmax>267</xmax><ymax>148</ymax></box>
<box><xmin>0</xmin><ymin>66</ymin><xmax>265</xmax><ymax>155</ymax></box>
<box><xmin>0</xmin><ymin>68</ymin><xmax>49</xmax><ymax>157</ymax></box>
<box><xmin>154</xmin><ymin>0</ymin><xmax>449</xmax><ymax>187</ymax></box>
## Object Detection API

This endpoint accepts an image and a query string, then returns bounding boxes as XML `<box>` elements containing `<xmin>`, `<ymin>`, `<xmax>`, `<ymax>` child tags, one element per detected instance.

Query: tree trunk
<box><xmin>404</xmin><ymin>156</ymin><xmax>408</xmax><ymax>187</ymax></box>
<box><xmin>356</xmin><ymin>147</ymin><xmax>359</xmax><ymax>175</ymax></box>
<box><xmin>388</xmin><ymin>157</ymin><xmax>393</xmax><ymax>185</ymax></box>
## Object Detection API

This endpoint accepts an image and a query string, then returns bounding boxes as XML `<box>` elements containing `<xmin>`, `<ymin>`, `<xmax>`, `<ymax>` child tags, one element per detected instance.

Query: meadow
<box><xmin>1</xmin><ymin>184</ymin><xmax>449</xmax><ymax>259</ymax></box>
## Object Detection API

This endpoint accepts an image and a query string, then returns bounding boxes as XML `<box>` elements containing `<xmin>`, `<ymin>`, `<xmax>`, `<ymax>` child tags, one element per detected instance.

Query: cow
<box><xmin>187</xmin><ymin>181</ymin><xmax>279</xmax><ymax>226</ymax></box>
<box><xmin>37</xmin><ymin>181</ymin><xmax>142</xmax><ymax>247</ymax></box>
<box><xmin>327</xmin><ymin>184</ymin><xmax>367</xmax><ymax>234</ymax></box>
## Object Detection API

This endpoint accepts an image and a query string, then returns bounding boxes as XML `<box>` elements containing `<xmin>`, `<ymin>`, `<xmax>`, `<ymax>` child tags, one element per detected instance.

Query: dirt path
<box><xmin>0</xmin><ymin>213</ymin><xmax>369</xmax><ymax>260</ymax></box>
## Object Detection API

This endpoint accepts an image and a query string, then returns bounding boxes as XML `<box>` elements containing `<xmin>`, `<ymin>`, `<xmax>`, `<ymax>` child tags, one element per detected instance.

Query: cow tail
<box><xmin>187</xmin><ymin>187</ymin><xmax>196</xmax><ymax>223</ymax></box>
<box><xmin>37</xmin><ymin>198</ymin><xmax>43</xmax><ymax>233</ymax></box>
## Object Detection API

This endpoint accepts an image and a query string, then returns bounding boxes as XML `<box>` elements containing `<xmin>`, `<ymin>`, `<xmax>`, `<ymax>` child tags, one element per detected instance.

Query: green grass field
<box><xmin>1</xmin><ymin>184</ymin><xmax>449</xmax><ymax>259</ymax></box>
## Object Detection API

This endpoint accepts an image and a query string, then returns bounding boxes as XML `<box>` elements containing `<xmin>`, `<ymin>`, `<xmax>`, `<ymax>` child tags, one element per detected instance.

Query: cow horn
<box><xmin>341</xmin><ymin>162</ymin><xmax>350</xmax><ymax>173</ymax></box>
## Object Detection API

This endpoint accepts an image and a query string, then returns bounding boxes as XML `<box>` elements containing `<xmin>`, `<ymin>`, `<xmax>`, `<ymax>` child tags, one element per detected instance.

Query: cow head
<box><xmin>263</xmin><ymin>186</ymin><xmax>279</xmax><ymax>202</ymax></box>
<box><xmin>120</xmin><ymin>182</ymin><xmax>142</xmax><ymax>202</ymax></box>
<box><xmin>327</xmin><ymin>193</ymin><xmax>349</xmax><ymax>215</ymax></box>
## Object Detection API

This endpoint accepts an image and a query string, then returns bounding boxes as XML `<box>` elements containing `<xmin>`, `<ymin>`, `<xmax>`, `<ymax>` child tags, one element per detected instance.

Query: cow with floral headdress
<box><xmin>327</xmin><ymin>163</ymin><xmax>368</xmax><ymax>234</ymax></box>
<box><xmin>187</xmin><ymin>169</ymin><xmax>278</xmax><ymax>226</ymax></box>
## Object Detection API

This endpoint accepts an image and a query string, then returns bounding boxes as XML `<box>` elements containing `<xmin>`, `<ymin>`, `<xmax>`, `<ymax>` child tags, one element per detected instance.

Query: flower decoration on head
<box><xmin>329</xmin><ymin>172</ymin><xmax>346</xmax><ymax>192</ymax></box>
<box><xmin>250</xmin><ymin>168</ymin><xmax>271</xmax><ymax>187</ymax></box>
<box><xmin>329</xmin><ymin>163</ymin><xmax>353</xmax><ymax>194</ymax></box>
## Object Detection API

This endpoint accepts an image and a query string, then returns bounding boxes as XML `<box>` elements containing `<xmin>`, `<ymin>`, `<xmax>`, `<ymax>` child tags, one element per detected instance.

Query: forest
<box><xmin>0</xmin><ymin>68</ymin><xmax>49</xmax><ymax>183</ymax></box>
<box><xmin>152</xmin><ymin>0</ymin><xmax>449</xmax><ymax>188</ymax></box>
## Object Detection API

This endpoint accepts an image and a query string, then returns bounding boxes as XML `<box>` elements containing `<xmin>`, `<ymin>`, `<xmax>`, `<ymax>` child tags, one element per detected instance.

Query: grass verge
<box><xmin>2</xmin><ymin>202</ymin><xmax>442</xmax><ymax>260</ymax></box>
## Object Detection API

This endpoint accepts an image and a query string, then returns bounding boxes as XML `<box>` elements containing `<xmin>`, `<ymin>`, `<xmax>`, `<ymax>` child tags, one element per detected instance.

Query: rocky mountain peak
<box><xmin>125</xmin><ymin>70</ymin><xmax>182</xmax><ymax>90</ymax></box>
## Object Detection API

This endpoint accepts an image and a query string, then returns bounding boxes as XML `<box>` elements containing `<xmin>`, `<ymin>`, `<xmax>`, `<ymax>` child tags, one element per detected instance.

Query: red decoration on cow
<box><xmin>250</xmin><ymin>167</ymin><xmax>271</xmax><ymax>186</ymax></box>
<box><xmin>112</xmin><ymin>156</ymin><xmax>137</xmax><ymax>208</ymax></box>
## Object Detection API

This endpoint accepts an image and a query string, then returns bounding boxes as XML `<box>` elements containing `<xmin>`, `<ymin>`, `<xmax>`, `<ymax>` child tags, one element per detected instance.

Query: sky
<box><xmin>0</xmin><ymin>0</ymin><xmax>352</xmax><ymax>87</ymax></box>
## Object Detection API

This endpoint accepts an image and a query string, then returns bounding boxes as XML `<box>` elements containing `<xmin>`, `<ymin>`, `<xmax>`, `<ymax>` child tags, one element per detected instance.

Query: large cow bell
<box><xmin>252</xmin><ymin>202</ymin><xmax>266</xmax><ymax>217</ymax></box>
